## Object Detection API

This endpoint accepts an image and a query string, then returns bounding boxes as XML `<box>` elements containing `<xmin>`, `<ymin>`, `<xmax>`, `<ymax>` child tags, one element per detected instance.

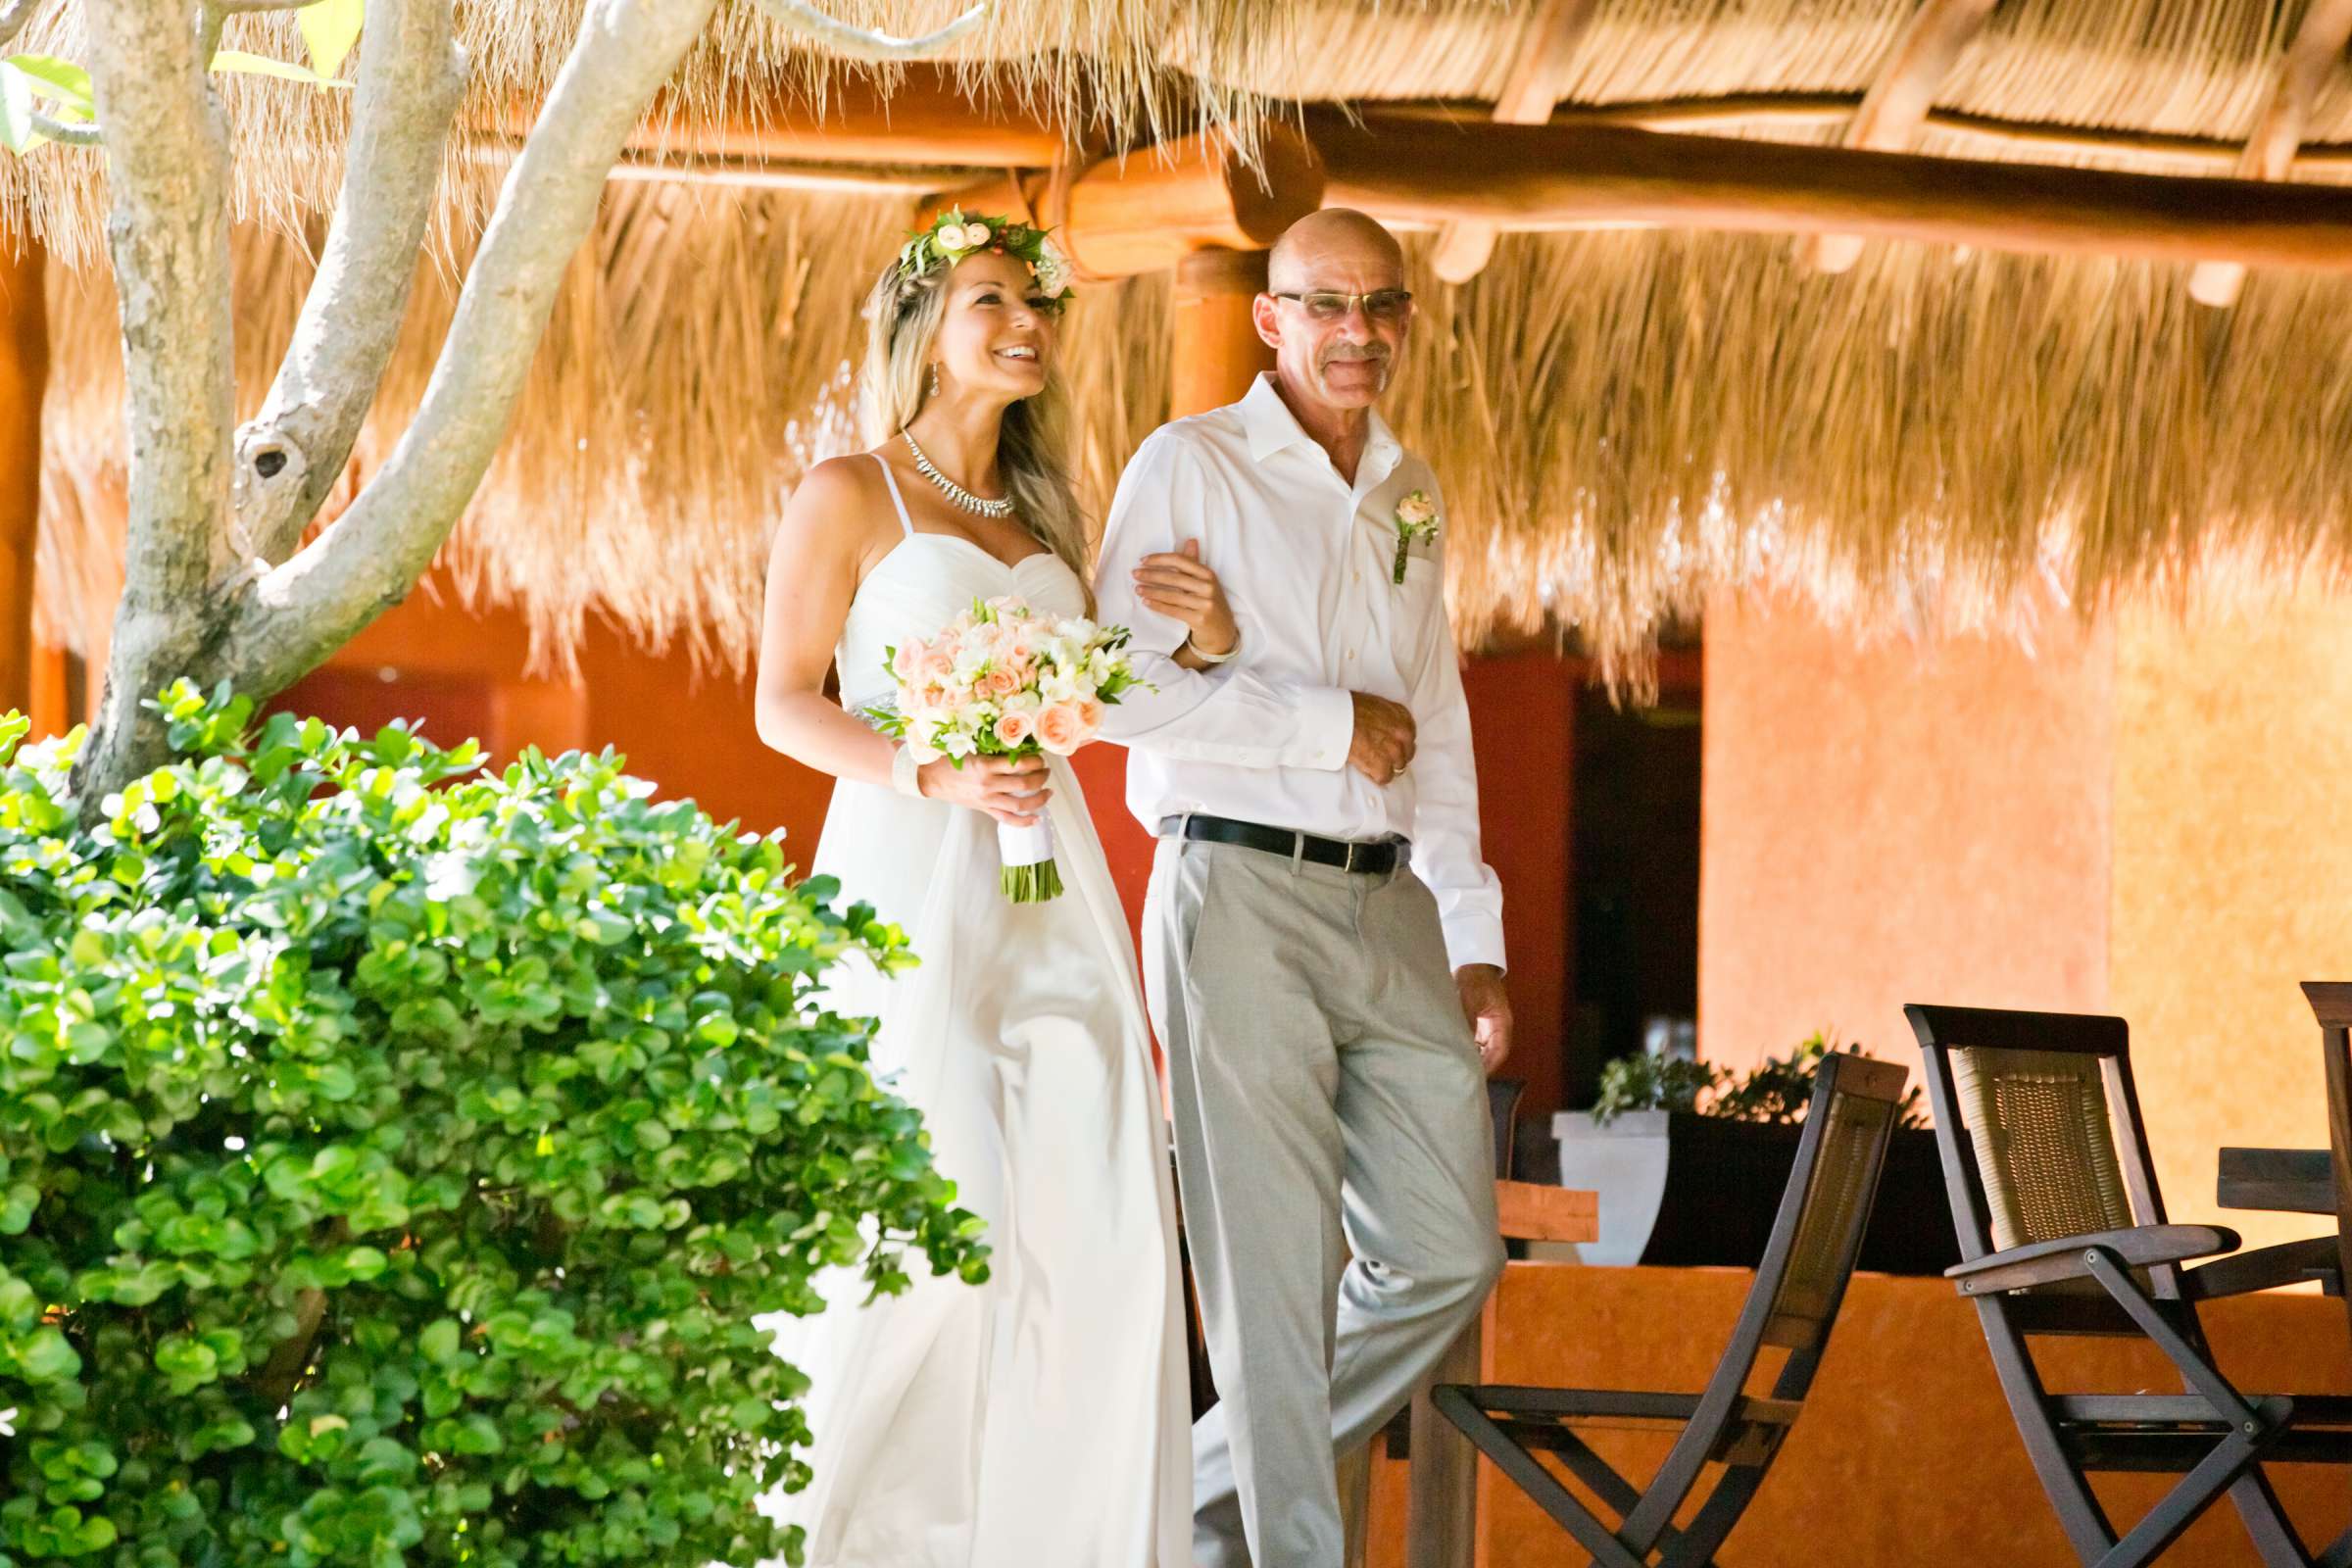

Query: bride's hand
<box><xmin>1133</xmin><ymin>540</ymin><xmax>1238</xmax><ymax>661</ymax></box>
<box><xmin>918</xmin><ymin>754</ymin><xmax>1053</xmax><ymax>826</ymax></box>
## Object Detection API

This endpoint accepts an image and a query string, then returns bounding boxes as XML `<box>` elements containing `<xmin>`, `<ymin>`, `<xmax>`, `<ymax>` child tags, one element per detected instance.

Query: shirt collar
<box><xmin>1240</xmin><ymin>372</ymin><xmax>1406</xmax><ymax>480</ymax></box>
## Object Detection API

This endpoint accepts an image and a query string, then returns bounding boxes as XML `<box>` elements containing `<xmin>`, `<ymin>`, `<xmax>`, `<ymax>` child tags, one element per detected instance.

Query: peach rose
<box><xmin>1072</xmin><ymin>695</ymin><xmax>1105</xmax><ymax>738</ymax></box>
<box><xmin>984</xmin><ymin>665</ymin><xmax>1023</xmax><ymax>701</ymax></box>
<box><xmin>919</xmin><ymin>645</ymin><xmax>958</xmax><ymax>684</ymax></box>
<box><xmin>1035</xmin><ymin>703</ymin><xmax>1085</xmax><ymax>756</ymax></box>
<box><xmin>994</xmin><ymin>710</ymin><xmax>1035</xmax><ymax>748</ymax></box>
<box><xmin>892</xmin><ymin>640</ymin><xmax>924</xmax><ymax>682</ymax></box>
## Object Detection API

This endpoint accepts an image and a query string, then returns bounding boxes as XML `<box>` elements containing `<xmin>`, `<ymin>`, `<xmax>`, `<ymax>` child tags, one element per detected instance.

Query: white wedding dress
<box><xmin>758</xmin><ymin>457</ymin><xmax>1191</xmax><ymax>1568</ymax></box>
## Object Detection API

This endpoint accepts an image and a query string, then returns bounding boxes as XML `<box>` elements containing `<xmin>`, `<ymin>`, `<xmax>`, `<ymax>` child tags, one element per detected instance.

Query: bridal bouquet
<box><xmin>866</xmin><ymin>596</ymin><xmax>1145</xmax><ymax>903</ymax></box>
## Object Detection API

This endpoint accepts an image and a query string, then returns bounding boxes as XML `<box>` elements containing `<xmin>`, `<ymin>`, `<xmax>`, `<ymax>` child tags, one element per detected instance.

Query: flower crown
<box><xmin>897</xmin><ymin>208</ymin><xmax>1073</xmax><ymax>315</ymax></box>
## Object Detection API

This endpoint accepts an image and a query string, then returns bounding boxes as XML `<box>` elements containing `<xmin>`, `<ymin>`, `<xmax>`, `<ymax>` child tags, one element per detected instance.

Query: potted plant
<box><xmin>1553</xmin><ymin>1034</ymin><xmax>1954</xmax><ymax>1274</ymax></box>
<box><xmin>0</xmin><ymin>688</ymin><xmax>986</xmax><ymax>1567</ymax></box>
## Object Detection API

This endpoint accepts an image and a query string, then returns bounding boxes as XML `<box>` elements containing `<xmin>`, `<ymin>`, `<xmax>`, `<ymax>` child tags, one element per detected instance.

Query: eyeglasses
<box><xmin>1271</xmin><ymin>289</ymin><xmax>1414</xmax><ymax>322</ymax></box>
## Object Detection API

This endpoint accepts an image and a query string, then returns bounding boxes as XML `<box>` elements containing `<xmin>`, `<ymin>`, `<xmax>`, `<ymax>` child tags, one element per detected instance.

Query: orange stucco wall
<box><xmin>1700</xmin><ymin>591</ymin><xmax>2352</xmax><ymax>1252</ymax></box>
<box><xmin>1696</xmin><ymin>594</ymin><xmax>2114</xmax><ymax>1070</ymax></box>
<box><xmin>2107</xmin><ymin>599</ymin><xmax>2352</xmax><ymax>1252</ymax></box>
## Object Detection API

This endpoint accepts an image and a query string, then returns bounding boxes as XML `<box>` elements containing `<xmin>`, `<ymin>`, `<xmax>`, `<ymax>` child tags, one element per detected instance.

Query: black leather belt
<box><xmin>1159</xmin><ymin>813</ymin><xmax>1401</xmax><ymax>875</ymax></box>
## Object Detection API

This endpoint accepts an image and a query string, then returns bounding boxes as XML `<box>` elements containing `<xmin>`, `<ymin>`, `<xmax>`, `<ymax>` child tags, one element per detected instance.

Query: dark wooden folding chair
<box><xmin>2302</xmin><ymin>983</ymin><xmax>2352</xmax><ymax>1347</ymax></box>
<box><xmin>1907</xmin><ymin>1004</ymin><xmax>2352</xmax><ymax>1568</ymax></box>
<box><xmin>1432</xmin><ymin>1052</ymin><xmax>1908</xmax><ymax>1568</ymax></box>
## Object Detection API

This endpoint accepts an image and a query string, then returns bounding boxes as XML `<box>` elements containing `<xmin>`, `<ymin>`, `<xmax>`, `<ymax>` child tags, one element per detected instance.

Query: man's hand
<box><xmin>1348</xmin><ymin>692</ymin><xmax>1416</xmax><ymax>784</ymax></box>
<box><xmin>1456</xmin><ymin>963</ymin><xmax>1512</xmax><ymax>1075</ymax></box>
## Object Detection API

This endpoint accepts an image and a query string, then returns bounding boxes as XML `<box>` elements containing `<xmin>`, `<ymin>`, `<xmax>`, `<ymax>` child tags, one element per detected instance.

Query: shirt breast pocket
<box><xmin>1390</xmin><ymin>552</ymin><xmax>1445</xmax><ymax>663</ymax></box>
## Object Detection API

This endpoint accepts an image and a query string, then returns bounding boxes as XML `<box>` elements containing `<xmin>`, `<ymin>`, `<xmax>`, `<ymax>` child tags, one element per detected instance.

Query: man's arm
<box><xmin>1399</xmin><ymin>526</ymin><xmax>1512</xmax><ymax>1069</ymax></box>
<box><xmin>1401</xmin><ymin>533</ymin><xmax>1507</xmax><ymax>975</ymax></box>
<box><xmin>1093</xmin><ymin>432</ymin><xmax>1354</xmax><ymax>769</ymax></box>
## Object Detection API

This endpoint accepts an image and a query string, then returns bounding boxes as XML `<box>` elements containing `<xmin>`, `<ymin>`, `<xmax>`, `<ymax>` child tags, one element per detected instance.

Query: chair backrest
<box><xmin>2299</xmin><ymin>983</ymin><xmax>2352</xmax><ymax>1339</ymax></box>
<box><xmin>1701</xmin><ymin>1051</ymin><xmax>1909</xmax><ymax>1405</ymax></box>
<box><xmin>1489</xmin><ymin>1077</ymin><xmax>1526</xmax><ymax>1181</ymax></box>
<box><xmin>1906</xmin><ymin>1004</ymin><xmax>2176</xmax><ymax>1321</ymax></box>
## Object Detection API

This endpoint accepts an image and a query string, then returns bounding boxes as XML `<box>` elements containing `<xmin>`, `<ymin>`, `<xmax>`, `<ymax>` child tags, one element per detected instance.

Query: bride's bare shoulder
<box><xmin>775</xmin><ymin>453</ymin><xmax>899</xmax><ymax>552</ymax></box>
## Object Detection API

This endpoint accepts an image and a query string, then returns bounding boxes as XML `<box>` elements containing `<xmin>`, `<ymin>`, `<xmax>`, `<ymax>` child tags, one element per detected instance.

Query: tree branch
<box><xmin>0</xmin><ymin>0</ymin><xmax>44</xmax><ymax>50</ymax></box>
<box><xmin>232</xmin><ymin>0</ymin><xmax>466</xmax><ymax>565</ymax></box>
<box><xmin>746</xmin><ymin>0</ymin><xmax>988</xmax><ymax>61</ymax></box>
<box><xmin>213</xmin><ymin>0</ymin><xmax>723</xmax><ymax>700</ymax></box>
<box><xmin>28</xmin><ymin>111</ymin><xmax>100</xmax><ymax>146</ymax></box>
<box><xmin>72</xmin><ymin>0</ymin><xmax>237</xmax><ymax>804</ymax></box>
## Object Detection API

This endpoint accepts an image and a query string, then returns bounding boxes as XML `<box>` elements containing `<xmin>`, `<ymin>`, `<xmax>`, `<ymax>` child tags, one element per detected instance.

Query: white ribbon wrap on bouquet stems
<box><xmin>996</xmin><ymin>817</ymin><xmax>1062</xmax><ymax>902</ymax></box>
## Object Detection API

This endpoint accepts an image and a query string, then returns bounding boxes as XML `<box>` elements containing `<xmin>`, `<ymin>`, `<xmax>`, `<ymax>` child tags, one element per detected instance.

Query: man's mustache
<box><xmin>1318</xmin><ymin>345</ymin><xmax>1390</xmax><ymax>367</ymax></box>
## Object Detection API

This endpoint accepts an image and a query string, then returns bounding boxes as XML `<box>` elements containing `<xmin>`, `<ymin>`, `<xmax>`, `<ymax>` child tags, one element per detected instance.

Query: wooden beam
<box><xmin>1430</xmin><ymin>0</ymin><xmax>1599</xmax><ymax>282</ymax></box>
<box><xmin>0</xmin><ymin>234</ymin><xmax>42</xmax><ymax>719</ymax></box>
<box><xmin>1331</xmin><ymin>92</ymin><xmax>2352</xmax><ymax>172</ymax></box>
<box><xmin>1495</xmin><ymin>1179</ymin><xmax>1598</xmax><ymax>1244</ymax></box>
<box><xmin>629</xmin><ymin>67</ymin><xmax>1064</xmax><ymax>168</ymax></box>
<box><xmin>1312</xmin><ymin>112</ymin><xmax>2352</xmax><ymax>275</ymax></box>
<box><xmin>656</xmin><ymin>72</ymin><xmax>2352</xmax><ymax>183</ymax></box>
<box><xmin>935</xmin><ymin>125</ymin><xmax>1324</xmax><ymax>278</ymax></box>
<box><xmin>2189</xmin><ymin>0</ymin><xmax>2352</xmax><ymax>307</ymax></box>
<box><xmin>1804</xmin><ymin>0</ymin><xmax>1998</xmax><ymax>273</ymax></box>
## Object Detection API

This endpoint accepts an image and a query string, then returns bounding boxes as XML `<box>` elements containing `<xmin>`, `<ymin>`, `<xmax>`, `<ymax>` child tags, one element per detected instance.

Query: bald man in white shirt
<box><xmin>1094</xmin><ymin>210</ymin><xmax>1512</xmax><ymax>1568</ymax></box>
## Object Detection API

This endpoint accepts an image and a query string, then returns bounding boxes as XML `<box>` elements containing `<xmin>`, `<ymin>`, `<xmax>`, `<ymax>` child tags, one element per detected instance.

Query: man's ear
<box><xmin>1250</xmin><ymin>292</ymin><xmax>1282</xmax><ymax>351</ymax></box>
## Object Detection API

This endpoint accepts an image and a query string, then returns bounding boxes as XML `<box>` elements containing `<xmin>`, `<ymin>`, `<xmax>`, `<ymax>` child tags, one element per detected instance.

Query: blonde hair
<box><xmin>858</xmin><ymin>255</ymin><xmax>1090</xmax><ymax>601</ymax></box>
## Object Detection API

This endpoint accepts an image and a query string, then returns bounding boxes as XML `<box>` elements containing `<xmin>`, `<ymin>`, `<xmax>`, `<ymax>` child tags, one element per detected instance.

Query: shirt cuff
<box><xmin>1289</xmin><ymin>686</ymin><xmax>1355</xmax><ymax>771</ymax></box>
<box><xmin>1441</xmin><ymin>916</ymin><xmax>1509</xmax><ymax>975</ymax></box>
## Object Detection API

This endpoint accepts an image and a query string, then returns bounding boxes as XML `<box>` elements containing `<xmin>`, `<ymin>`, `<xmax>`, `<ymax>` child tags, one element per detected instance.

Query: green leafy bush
<box><xmin>0</xmin><ymin>685</ymin><xmax>985</xmax><ymax>1568</ymax></box>
<box><xmin>1592</xmin><ymin>1032</ymin><xmax>1927</xmax><ymax>1128</ymax></box>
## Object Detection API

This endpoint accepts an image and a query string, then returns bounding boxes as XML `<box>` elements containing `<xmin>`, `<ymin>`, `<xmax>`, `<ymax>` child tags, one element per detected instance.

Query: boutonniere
<box><xmin>1391</xmin><ymin>490</ymin><xmax>1441</xmax><ymax>584</ymax></box>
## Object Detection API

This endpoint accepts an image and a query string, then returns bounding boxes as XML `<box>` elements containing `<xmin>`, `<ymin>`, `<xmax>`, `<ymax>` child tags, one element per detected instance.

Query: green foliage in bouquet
<box><xmin>0</xmin><ymin>684</ymin><xmax>985</xmax><ymax>1568</ymax></box>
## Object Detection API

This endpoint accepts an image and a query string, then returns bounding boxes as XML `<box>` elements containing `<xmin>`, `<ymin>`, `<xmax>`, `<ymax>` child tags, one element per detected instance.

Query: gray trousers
<box><xmin>1143</xmin><ymin>834</ymin><xmax>1504</xmax><ymax>1568</ymax></box>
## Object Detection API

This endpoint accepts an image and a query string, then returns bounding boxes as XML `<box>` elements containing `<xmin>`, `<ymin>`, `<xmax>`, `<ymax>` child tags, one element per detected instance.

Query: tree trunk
<box><xmin>67</xmin><ymin>0</ymin><xmax>722</xmax><ymax>808</ymax></box>
<box><xmin>70</xmin><ymin>0</ymin><xmax>238</xmax><ymax>804</ymax></box>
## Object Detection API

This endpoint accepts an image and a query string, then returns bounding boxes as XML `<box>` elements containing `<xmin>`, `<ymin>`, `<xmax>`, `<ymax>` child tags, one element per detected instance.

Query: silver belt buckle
<box><xmin>1343</xmin><ymin>839</ymin><xmax>1365</xmax><ymax>873</ymax></box>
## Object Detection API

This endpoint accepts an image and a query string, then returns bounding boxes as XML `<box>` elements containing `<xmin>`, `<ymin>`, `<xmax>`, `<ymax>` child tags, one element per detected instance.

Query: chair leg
<box><xmin>1433</xmin><ymin>1386</ymin><xmax>1649</xmax><ymax>1568</ymax></box>
<box><xmin>1977</xmin><ymin>1306</ymin><xmax>2122</xmax><ymax>1563</ymax></box>
<box><xmin>1654</xmin><ymin>1464</ymin><xmax>1769</xmax><ymax>1568</ymax></box>
<box><xmin>2094</xmin><ymin>1427</ymin><xmax>2267</xmax><ymax>1568</ymax></box>
<box><xmin>2223</xmin><ymin>1467</ymin><xmax>2318</xmax><ymax>1568</ymax></box>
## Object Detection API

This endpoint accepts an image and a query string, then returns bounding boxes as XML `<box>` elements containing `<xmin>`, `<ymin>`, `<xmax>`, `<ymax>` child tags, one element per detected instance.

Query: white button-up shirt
<box><xmin>1094</xmin><ymin>374</ymin><xmax>1506</xmax><ymax>972</ymax></box>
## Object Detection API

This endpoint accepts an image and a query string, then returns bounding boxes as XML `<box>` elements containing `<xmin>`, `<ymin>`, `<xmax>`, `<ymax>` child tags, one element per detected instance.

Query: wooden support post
<box><xmin>1170</xmin><ymin>247</ymin><xmax>1274</xmax><ymax>417</ymax></box>
<box><xmin>0</xmin><ymin>233</ymin><xmax>45</xmax><ymax>720</ymax></box>
<box><xmin>2188</xmin><ymin>0</ymin><xmax>2352</xmax><ymax>307</ymax></box>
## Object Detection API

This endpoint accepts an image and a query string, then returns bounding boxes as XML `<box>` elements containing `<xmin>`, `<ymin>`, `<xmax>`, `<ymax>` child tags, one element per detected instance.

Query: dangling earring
<box><xmin>928</xmin><ymin>363</ymin><xmax>941</xmax><ymax>399</ymax></box>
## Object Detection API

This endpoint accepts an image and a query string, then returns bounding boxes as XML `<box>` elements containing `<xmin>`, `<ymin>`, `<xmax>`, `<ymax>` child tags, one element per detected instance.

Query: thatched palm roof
<box><xmin>20</xmin><ymin>0</ymin><xmax>2352</xmax><ymax>681</ymax></box>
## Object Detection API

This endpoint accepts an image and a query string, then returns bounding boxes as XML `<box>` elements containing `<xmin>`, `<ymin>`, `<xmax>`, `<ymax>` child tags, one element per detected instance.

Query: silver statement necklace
<box><xmin>903</xmin><ymin>430</ymin><xmax>1016</xmax><ymax>519</ymax></box>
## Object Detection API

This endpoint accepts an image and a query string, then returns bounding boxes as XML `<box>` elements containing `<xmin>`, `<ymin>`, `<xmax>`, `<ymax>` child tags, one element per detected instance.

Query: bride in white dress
<box><xmin>748</xmin><ymin>216</ymin><xmax>1235</xmax><ymax>1568</ymax></box>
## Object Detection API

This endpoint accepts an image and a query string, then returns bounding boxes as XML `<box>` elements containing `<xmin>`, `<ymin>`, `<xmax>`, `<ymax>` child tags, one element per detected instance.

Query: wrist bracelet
<box><xmin>890</xmin><ymin>743</ymin><xmax>926</xmax><ymax>799</ymax></box>
<box><xmin>1185</xmin><ymin>632</ymin><xmax>1240</xmax><ymax>665</ymax></box>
